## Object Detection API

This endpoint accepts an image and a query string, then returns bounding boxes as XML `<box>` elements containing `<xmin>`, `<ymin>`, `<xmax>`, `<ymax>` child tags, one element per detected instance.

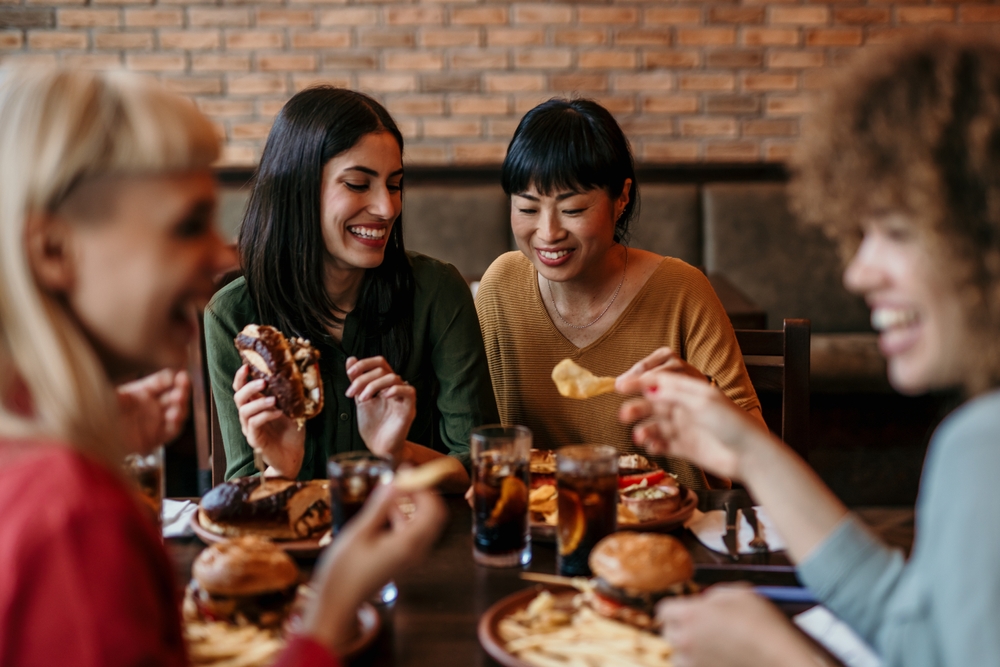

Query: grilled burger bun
<box><xmin>184</xmin><ymin>536</ymin><xmax>300</xmax><ymax>628</ymax></box>
<box><xmin>235</xmin><ymin>324</ymin><xmax>323</xmax><ymax>427</ymax></box>
<box><xmin>587</xmin><ymin>532</ymin><xmax>696</xmax><ymax>628</ymax></box>
<box><xmin>198</xmin><ymin>477</ymin><xmax>331</xmax><ymax>540</ymax></box>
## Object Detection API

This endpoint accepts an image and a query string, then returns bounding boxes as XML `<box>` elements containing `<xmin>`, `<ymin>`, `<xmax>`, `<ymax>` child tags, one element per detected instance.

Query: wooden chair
<box><xmin>734</xmin><ymin>318</ymin><xmax>811</xmax><ymax>458</ymax></box>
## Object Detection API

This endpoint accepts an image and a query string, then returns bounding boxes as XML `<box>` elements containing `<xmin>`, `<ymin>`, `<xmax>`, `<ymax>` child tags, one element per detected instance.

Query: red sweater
<box><xmin>0</xmin><ymin>440</ymin><xmax>337</xmax><ymax>667</ymax></box>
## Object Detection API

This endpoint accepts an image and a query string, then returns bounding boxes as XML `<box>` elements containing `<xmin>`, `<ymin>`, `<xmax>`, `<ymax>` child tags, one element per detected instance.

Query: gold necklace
<box><xmin>547</xmin><ymin>246</ymin><xmax>628</xmax><ymax>330</ymax></box>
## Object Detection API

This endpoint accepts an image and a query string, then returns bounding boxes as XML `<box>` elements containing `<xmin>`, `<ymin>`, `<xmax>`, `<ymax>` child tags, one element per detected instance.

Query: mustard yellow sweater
<box><xmin>476</xmin><ymin>251</ymin><xmax>762</xmax><ymax>489</ymax></box>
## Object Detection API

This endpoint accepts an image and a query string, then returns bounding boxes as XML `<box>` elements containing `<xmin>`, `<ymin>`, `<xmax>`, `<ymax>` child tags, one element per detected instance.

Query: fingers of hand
<box><xmin>233</xmin><ymin>378</ymin><xmax>267</xmax><ymax>406</ymax></box>
<box><xmin>355</xmin><ymin>373</ymin><xmax>403</xmax><ymax>402</ymax></box>
<box><xmin>232</xmin><ymin>364</ymin><xmax>250</xmax><ymax>391</ymax></box>
<box><xmin>239</xmin><ymin>397</ymin><xmax>278</xmax><ymax>428</ymax></box>
<box><xmin>346</xmin><ymin>356</ymin><xmax>389</xmax><ymax>382</ymax></box>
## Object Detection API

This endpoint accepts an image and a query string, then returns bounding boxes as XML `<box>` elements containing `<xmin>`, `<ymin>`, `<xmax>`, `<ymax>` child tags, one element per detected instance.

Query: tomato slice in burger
<box><xmin>618</xmin><ymin>469</ymin><xmax>666</xmax><ymax>489</ymax></box>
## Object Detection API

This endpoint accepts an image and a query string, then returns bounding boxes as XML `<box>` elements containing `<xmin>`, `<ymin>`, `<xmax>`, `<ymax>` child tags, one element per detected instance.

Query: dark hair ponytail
<box><xmin>501</xmin><ymin>98</ymin><xmax>639</xmax><ymax>244</ymax></box>
<box><xmin>238</xmin><ymin>87</ymin><xmax>414</xmax><ymax>369</ymax></box>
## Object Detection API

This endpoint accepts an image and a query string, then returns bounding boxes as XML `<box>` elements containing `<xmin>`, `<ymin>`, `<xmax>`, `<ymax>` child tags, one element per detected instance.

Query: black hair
<box><xmin>501</xmin><ymin>98</ymin><xmax>639</xmax><ymax>244</ymax></box>
<box><xmin>238</xmin><ymin>87</ymin><xmax>414</xmax><ymax>370</ymax></box>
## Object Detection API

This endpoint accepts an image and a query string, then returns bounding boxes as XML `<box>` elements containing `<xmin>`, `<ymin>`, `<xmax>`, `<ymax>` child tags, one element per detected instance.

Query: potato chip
<box><xmin>551</xmin><ymin>359</ymin><xmax>616</xmax><ymax>399</ymax></box>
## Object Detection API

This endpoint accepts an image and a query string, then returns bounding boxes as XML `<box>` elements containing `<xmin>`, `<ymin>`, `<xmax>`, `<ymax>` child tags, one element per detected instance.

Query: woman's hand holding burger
<box><xmin>303</xmin><ymin>482</ymin><xmax>447</xmax><ymax>655</ymax></box>
<box><xmin>233</xmin><ymin>364</ymin><xmax>306</xmax><ymax>479</ymax></box>
<box><xmin>346</xmin><ymin>355</ymin><xmax>416</xmax><ymax>463</ymax></box>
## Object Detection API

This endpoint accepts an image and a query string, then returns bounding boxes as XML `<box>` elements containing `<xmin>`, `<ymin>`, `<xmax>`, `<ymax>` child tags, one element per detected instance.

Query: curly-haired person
<box><xmin>617</xmin><ymin>34</ymin><xmax>1000</xmax><ymax>667</ymax></box>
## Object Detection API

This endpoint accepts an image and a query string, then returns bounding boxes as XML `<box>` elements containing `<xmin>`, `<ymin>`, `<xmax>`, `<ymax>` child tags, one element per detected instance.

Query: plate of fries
<box><xmin>185</xmin><ymin>600</ymin><xmax>380</xmax><ymax>666</ymax></box>
<box><xmin>479</xmin><ymin>585</ymin><xmax>674</xmax><ymax>667</ymax></box>
<box><xmin>529</xmin><ymin>485</ymin><xmax>698</xmax><ymax>543</ymax></box>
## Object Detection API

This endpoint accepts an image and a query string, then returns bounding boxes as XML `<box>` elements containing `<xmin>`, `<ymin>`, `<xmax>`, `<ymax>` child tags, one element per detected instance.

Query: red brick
<box><xmin>385</xmin><ymin>51</ymin><xmax>443</xmax><ymax>71</ymax></box>
<box><xmin>318</xmin><ymin>8</ymin><xmax>377</xmax><ymax>26</ymax></box>
<box><xmin>644</xmin><ymin>51</ymin><xmax>700</xmax><ymax>68</ymax></box>
<box><xmin>91</xmin><ymin>0</ymin><xmax>152</xmax><ymax>6</ymax></box>
<box><xmin>324</xmin><ymin>53</ymin><xmax>378</xmax><ymax>69</ymax></box>
<box><xmin>614</xmin><ymin>72</ymin><xmax>673</xmax><ymax>92</ymax></box>
<box><xmin>578</xmin><ymin>7</ymin><xmax>637</xmax><ymax>24</ymax></box>
<box><xmin>227</xmin><ymin>74</ymin><xmax>287</xmax><ymax>96</ymax></box>
<box><xmin>192</xmin><ymin>53</ymin><xmax>250</xmax><ymax>72</ymax></box>
<box><xmin>357</xmin><ymin>73</ymin><xmax>416</xmax><ymax>92</ymax></box>
<box><xmin>404</xmin><ymin>144</ymin><xmax>449</xmax><ymax>166</ymax></box>
<box><xmin>706</xmin><ymin>50</ymin><xmax>763</xmax><ymax>68</ymax></box>
<box><xmin>643</xmin><ymin>142</ymin><xmax>699</xmax><ymax>162</ymax></box>
<box><xmin>0</xmin><ymin>31</ymin><xmax>23</xmax><ymax>49</ymax></box>
<box><xmin>160</xmin><ymin>30</ymin><xmax>220</xmax><ymax>50</ymax></box>
<box><xmin>805</xmin><ymin>28</ymin><xmax>863</xmax><ymax>47</ymax></box>
<box><xmin>161</xmin><ymin>76</ymin><xmax>223</xmax><ymax>95</ymax></box>
<box><xmin>256</xmin><ymin>9</ymin><xmax>314</xmax><ymax>26</ymax></box>
<box><xmin>709</xmin><ymin>7</ymin><xmax>764</xmax><ymax>24</ymax></box>
<box><xmin>590</xmin><ymin>96</ymin><xmax>635</xmax><ymax>114</ymax></box>
<box><xmin>771</xmin><ymin>7</ymin><xmax>829</xmax><ymax>25</ymax></box>
<box><xmin>898</xmin><ymin>7</ymin><xmax>954</xmax><ymax>24</ymax></box>
<box><xmin>578</xmin><ymin>50</ymin><xmax>636</xmax><ymax>69</ymax></box>
<box><xmin>451</xmin><ymin>6</ymin><xmax>507</xmax><ymax>25</ymax></box>
<box><xmin>961</xmin><ymin>6</ymin><xmax>1000</xmax><ymax>23</ymax></box>
<box><xmin>292</xmin><ymin>74</ymin><xmax>351</xmax><ymax>92</ymax></box>
<box><xmin>94</xmin><ymin>31</ymin><xmax>152</xmax><ymax>49</ymax></box>
<box><xmin>454</xmin><ymin>142</ymin><xmax>507</xmax><ymax>164</ymax></box>
<box><xmin>515</xmin><ymin>49</ymin><xmax>572</xmax><ymax>69</ymax></box>
<box><xmin>290</xmin><ymin>31</ymin><xmax>349</xmax><ymax>48</ymax></box>
<box><xmin>423</xmin><ymin>119</ymin><xmax>481</xmax><ymax>139</ymax></box>
<box><xmin>58</xmin><ymin>9</ymin><xmax>119</xmax><ymax>27</ymax></box>
<box><xmin>554</xmin><ymin>29</ymin><xmax>606</xmax><ymax>46</ymax></box>
<box><xmin>705</xmin><ymin>142</ymin><xmax>758</xmax><ymax>162</ymax></box>
<box><xmin>451</xmin><ymin>95</ymin><xmax>509</xmax><ymax>115</ymax></box>
<box><xmin>743</xmin><ymin>73</ymin><xmax>798</xmax><ymax>92</ymax></box>
<box><xmin>767</xmin><ymin>51</ymin><xmax>824</xmax><ymax>68</ymax></box>
<box><xmin>486</xmin><ymin>28</ymin><xmax>544</xmax><ymax>46</ymax></box>
<box><xmin>678</xmin><ymin>73</ymin><xmax>735</xmax><ymax>92</ymax></box>
<box><xmin>705</xmin><ymin>95</ymin><xmax>760</xmax><ymax>114</ymax></box>
<box><xmin>742</xmin><ymin>27</ymin><xmax>799</xmax><ymax>46</ymax></box>
<box><xmin>188</xmin><ymin>8</ymin><xmax>249</xmax><ymax>27</ymax></box>
<box><xmin>62</xmin><ymin>53</ymin><xmax>122</xmax><ymax>68</ymax></box>
<box><xmin>125</xmin><ymin>9</ymin><xmax>182</xmax><ymax>27</ymax></box>
<box><xmin>765</xmin><ymin>142</ymin><xmax>797</xmax><ymax>163</ymax></box>
<box><xmin>485</xmin><ymin>73</ymin><xmax>545</xmax><ymax>93</ymax></box>
<box><xmin>766</xmin><ymin>96</ymin><xmax>815</xmax><ymax>116</ymax></box>
<box><xmin>743</xmin><ymin>119</ymin><xmax>797</xmax><ymax>137</ymax></box>
<box><xmin>259</xmin><ymin>54</ymin><xmax>316</xmax><ymax>72</ymax></box>
<box><xmin>487</xmin><ymin>119</ymin><xmax>519</xmax><ymax>139</ymax></box>
<box><xmin>396</xmin><ymin>119</ymin><xmax>419</xmax><ymax>140</ymax></box>
<box><xmin>645</xmin><ymin>8</ymin><xmax>702</xmax><ymax>25</ymax></box>
<box><xmin>389</xmin><ymin>96</ymin><xmax>447</xmax><ymax>118</ymax></box>
<box><xmin>865</xmin><ymin>27</ymin><xmax>916</xmax><ymax>46</ymax></box>
<box><xmin>834</xmin><ymin>8</ymin><xmax>890</xmax><ymax>25</ymax></box>
<box><xmin>419</xmin><ymin>28</ymin><xmax>480</xmax><ymax>48</ymax></box>
<box><xmin>677</xmin><ymin>28</ymin><xmax>735</xmax><ymax>46</ymax></box>
<box><xmin>642</xmin><ymin>95</ymin><xmax>698</xmax><ymax>114</ymax></box>
<box><xmin>802</xmin><ymin>68</ymin><xmax>837</xmax><ymax>91</ymax></box>
<box><xmin>385</xmin><ymin>6</ymin><xmax>442</xmax><ymax>25</ymax></box>
<box><xmin>450</xmin><ymin>50</ymin><xmax>508</xmax><ymax>70</ymax></box>
<box><xmin>615</xmin><ymin>28</ymin><xmax>671</xmax><ymax>46</ymax></box>
<box><xmin>231</xmin><ymin>122</ymin><xmax>272</xmax><ymax>140</ymax></box>
<box><xmin>550</xmin><ymin>73</ymin><xmax>608</xmax><ymax>91</ymax></box>
<box><xmin>619</xmin><ymin>118</ymin><xmax>675</xmax><ymax>137</ymax></box>
<box><xmin>512</xmin><ymin>5</ymin><xmax>572</xmax><ymax>24</ymax></box>
<box><xmin>225</xmin><ymin>30</ymin><xmax>283</xmax><ymax>50</ymax></box>
<box><xmin>357</xmin><ymin>29</ymin><xmax>414</xmax><ymax>48</ymax></box>
<box><xmin>126</xmin><ymin>53</ymin><xmax>185</xmax><ymax>71</ymax></box>
<box><xmin>680</xmin><ymin>118</ymin><xmax>737</xmax><ymax>138</ymax></box>
<box><xmin>258</xmin><ymin>99</ymin><xmax>290</xmax><ymax>118</ymax></box>
<box><xmin>197</xmin><ymin>99</ymin><xmax>255</xmax><ymax>118</ymax></box>
<box><xmin>28</xmin><ymin>31</ymin><xmax>87</xmax><ymax>49</ymax></box>
<box><xmin>218</xmin><ymin>145</ymin><xmax>257</xmax><ymax>168</ymax></box>
<box><xmin>0</xmin><ymin>54</ymin><xmax>58</xmax><ymax>67</ymax></box>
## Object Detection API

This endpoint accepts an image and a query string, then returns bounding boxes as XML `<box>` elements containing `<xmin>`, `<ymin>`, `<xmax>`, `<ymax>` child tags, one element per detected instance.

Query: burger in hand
<box><xmin>586</xmin><ymin>532</ymin><xmax>696</xmax><ymax>629</ymax></box>
<box><xmin>183</xmin><ymin>536</ymin><xmax>300</xmax><ymax>628</ymax></box>
<box><xmin>235</xmin><ymin>324</ymin><xmax>323</xmax><ymax>428</ymax></box>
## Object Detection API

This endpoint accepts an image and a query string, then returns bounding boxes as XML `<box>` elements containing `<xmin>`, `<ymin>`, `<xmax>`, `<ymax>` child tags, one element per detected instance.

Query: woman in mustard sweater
<box><xmin>476</xmin><ymin>99</ymin><xmax>764</xmax><ymax>489</ymax></box>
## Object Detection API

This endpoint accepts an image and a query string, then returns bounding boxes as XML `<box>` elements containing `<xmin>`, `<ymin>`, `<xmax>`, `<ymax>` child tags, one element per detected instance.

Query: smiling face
<box><xmin>319</xmin><ymin>131</ymin><xmax>403</xmax><ymax>273</ymax></box>
<box><xmin>47</xmin><ymin>170</ymin><xmax>229</xmax><ymax>378</ymax></box>
<box><xmin>843</xmin><ymin>214</ymin><xmax>969</xmax><ymax>394</ymax></box>
<box><xmin>510</xmin><ymin>180</ymin><xmax>630</xmax><ymax>283</ymax></box>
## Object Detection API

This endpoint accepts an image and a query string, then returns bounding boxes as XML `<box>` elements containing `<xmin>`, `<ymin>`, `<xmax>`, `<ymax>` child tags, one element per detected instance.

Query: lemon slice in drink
<box><xmin>557</xmin><ymin>488</ymin><xmax>587</xmax><ymax>556</ymax></box>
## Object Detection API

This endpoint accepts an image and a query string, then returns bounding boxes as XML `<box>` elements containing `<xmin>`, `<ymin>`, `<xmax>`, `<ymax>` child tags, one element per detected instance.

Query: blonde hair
<box><xmin>0</xmin><ymin>68</ymin><xmax>219</xmax><ymax>462</ymax></box>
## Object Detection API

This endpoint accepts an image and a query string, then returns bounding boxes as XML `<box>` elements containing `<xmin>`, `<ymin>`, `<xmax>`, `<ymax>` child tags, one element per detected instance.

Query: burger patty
<box><xmin>186</xmin><ymin>579</ymin><xmax>298</xmax><ymax>628</ymax></box>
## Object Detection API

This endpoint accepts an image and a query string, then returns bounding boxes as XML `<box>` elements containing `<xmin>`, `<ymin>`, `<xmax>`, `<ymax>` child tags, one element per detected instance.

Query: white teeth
<box><xmin>871</xmin><ymin>307</ymin><xmax>919</xmax><ymax>332</ymax></box>
<box><xmin>539</xmin><ymin>249</ymin><xmax>570</xmax><ymax>260</ymax></box>
<box><xmin>348</xmin><ymin>226</ymin><xmax>386</xmax><ymax>240</ymax></box>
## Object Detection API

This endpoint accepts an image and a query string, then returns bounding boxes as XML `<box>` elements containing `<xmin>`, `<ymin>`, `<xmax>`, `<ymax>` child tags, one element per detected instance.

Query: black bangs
<box><xmin>501</xmin><ymin>98</ymin><xmax>638</xmax><ymax>242</ymax></box>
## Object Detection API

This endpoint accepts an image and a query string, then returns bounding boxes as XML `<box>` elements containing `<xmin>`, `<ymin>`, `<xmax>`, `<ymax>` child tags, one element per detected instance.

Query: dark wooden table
<box><xmin>167</xmin><ymin>495</ymin><xmax>805</xmax><ymax>666</ymax></box>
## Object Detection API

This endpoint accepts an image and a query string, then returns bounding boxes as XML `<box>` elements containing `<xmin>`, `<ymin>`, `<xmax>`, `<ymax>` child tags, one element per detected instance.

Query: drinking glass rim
<box><xmin>470</xmin><ymin>424</ymin><xmax>532</xmax><ymax>440</ymax></box>
<box><xmin>556</xmin><ymin>444</ymin><xmax>618</xmax><ymax>462</ymax></box>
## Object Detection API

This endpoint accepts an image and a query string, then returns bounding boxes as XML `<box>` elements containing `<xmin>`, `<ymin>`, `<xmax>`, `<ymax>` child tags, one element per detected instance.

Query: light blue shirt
<box><xmin>799</xmin><ymin>389</ymin><xmax>1000</xmax><ymax>667</ymax></box>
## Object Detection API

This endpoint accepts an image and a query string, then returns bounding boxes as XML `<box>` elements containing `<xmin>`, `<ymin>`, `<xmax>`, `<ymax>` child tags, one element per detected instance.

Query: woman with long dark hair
<box><xmin>476</xmin><ymin>99</ymin><xmax>764</xmax><ymax>489</ymax></box>
<box><xmin>205</xmin><ymin>88</ymin><xmax>498</xmax><ymax>487</ymax></box>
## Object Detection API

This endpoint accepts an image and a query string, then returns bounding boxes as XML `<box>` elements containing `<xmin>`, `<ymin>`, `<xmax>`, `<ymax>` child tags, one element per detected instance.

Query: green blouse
<box><xmin>204</xmin><ymin>252</ymin><xmax>500</xmax><ymax>481</ymax></box>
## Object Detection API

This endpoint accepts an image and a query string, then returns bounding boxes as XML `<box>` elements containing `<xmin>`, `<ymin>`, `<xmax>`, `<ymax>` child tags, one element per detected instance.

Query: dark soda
<box><xmin>473</xmin><ymin>454</ymin><xmax>529</xmax><ymax>557</ymax></box>
<box><xmin>556</xmin><ymin>470</ymin><xmax>618</xmax><ymax>576</ymax></box>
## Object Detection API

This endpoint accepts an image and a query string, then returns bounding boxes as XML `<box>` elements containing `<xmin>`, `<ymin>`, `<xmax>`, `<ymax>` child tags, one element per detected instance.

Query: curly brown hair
<box><xmin>790</xmin><ymin>33</ymin><xmax>1000</xmax><ymax>394</ymax></box>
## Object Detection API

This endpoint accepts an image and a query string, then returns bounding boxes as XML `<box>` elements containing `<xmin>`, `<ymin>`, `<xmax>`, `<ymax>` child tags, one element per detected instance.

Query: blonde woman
<box><xmin>0</xmin><ymin>69</ymin><xmax>445</xmax><ymax>667</ymax></box>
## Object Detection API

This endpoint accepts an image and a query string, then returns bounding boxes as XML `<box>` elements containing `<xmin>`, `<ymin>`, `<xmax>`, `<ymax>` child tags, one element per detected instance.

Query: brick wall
<box><xmin>2</xmin><ymin>1</ymin><xmax>998</xmax><ymax>167</ymax></box>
